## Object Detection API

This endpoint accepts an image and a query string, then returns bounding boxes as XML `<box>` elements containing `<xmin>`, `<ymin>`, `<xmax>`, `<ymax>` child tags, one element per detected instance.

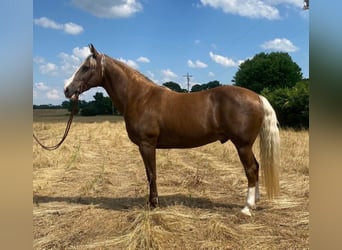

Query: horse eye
<box><xmin>82</xmin><ymin>66</ymin><xmax>90</xmax><ymax>72</ymax></box>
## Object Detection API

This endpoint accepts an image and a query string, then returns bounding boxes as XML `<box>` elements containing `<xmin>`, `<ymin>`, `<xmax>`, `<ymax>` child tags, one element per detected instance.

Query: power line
<box><xmin>183</xmin><ymin>72</ymin><xmax>193</xmax><ymax>92</ymax></box>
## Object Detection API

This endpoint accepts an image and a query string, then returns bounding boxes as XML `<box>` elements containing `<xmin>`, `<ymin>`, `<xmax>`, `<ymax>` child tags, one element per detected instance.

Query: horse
<box><xmin>64</xmin><ymin>44</ymin><xmax>280</xmax><ymax>216</ymax></box>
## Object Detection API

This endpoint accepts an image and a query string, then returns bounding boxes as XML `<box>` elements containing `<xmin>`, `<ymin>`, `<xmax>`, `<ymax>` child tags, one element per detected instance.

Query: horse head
<box><xmin>64</xmin><ymin>44</ymin><xmax>104</xmax><ymax>100</ymax></box>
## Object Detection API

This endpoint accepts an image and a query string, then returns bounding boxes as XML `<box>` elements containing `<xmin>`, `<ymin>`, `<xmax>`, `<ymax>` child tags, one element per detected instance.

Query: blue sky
<box><xmin>33</xmin><ymin>0</ymin><xmax>309</xmax><ymax>105</ymax></box>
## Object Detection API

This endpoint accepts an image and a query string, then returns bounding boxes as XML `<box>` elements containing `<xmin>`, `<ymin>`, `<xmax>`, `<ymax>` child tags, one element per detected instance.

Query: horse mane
<box><xmin>109</xmin><ymin>56</ymin><xmax>156</xmax><ymax>87</ymax></box>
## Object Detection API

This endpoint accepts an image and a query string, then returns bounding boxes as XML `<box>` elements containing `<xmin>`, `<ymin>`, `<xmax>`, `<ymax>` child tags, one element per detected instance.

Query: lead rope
<box><xmin>33</xmin><ymin>97</ymin><xmax>79</xmax><ymax>151</ymax></box>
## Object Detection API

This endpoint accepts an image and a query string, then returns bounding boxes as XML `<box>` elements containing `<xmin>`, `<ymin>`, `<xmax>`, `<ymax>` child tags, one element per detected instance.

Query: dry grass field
<box><xmin>33</xmin><ymin>109</ymin><xmax>309</xmax><ymax>249</ymax></box>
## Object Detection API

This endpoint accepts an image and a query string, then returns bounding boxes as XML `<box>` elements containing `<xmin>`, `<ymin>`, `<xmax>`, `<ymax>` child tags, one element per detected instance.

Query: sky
<box><xmin>33</xmin><ymin>0</ymin><xmax>309</xmax><ymax>105</ymax></box>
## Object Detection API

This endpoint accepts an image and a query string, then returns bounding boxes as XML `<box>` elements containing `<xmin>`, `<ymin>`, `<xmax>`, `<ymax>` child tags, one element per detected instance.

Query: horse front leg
<box><xmin>139</xmin><ymin>142</ymin><xmax>158</xmax><ymax>208</ymax></box>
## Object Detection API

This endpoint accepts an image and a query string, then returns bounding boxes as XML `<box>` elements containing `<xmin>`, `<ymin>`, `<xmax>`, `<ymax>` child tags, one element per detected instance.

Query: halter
<box><xmin>101</xmin><ymin>53</ymin><xmax>106</xmax><ymax>77</ymax></box>
<box><xmin>77</xmin><ymin>53</ymin><xmax>105</xmax><ymax>98</ymax></box>
<box><xmin>33</xmin><ymin>53</ymin><xmax>107</xmax><ymax>151</ymax></box>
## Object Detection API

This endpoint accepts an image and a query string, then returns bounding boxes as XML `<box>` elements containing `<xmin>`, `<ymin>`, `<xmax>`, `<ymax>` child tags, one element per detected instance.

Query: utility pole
<box><xmin>183</xmin><ymin>72</ymin><xmax>193</xmax><ymax>92</ymax></box>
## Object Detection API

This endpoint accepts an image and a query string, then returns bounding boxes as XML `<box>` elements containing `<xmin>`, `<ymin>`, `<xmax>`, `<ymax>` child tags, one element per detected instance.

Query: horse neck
<box><xmin>101</xmin><ymin>56</ymin><xmax>154</xmax><ymax>115</ymax></box>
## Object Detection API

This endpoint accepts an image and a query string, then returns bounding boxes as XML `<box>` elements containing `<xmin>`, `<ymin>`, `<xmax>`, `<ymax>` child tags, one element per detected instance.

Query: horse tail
<box><xmin>258</xmin><ymin>95</ymin><xmax>280</xmax><ymax>199</ymax></box>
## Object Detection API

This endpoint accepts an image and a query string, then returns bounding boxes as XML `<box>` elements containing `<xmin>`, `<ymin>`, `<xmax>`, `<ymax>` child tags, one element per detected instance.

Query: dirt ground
<box><xmin>33</xmin><ymin>110</ymin><xmax>309</xmax><ymax>249</ymax></box>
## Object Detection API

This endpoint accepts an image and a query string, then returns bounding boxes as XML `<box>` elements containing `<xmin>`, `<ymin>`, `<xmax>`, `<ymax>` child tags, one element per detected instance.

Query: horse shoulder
<box><xmin>124</xmin><ymin>86</ymin><xmax>166</xmax><ymax>145</ymax></box>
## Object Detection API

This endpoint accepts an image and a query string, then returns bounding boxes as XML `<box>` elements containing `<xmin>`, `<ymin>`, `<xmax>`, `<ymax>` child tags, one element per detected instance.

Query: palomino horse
<box><xmin>64</xmin><ymin>44</ymin><xmax>280</xmax><ymax>216</ymax></box>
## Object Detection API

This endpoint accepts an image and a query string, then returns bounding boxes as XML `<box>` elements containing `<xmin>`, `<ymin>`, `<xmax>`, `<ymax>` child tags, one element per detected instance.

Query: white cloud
<box><xmin>208</xmin><ymin>71</ymin><xmax>215</xmax><ymax>77</ymax></box>
<box><xmin>35</xmin><ymin>82</ymin><xmax>49</xmax><ymax>91</ymax></box>
<box><xmin>34</xmin><ymin>46</ymin><xmax>91</xmax><ymax>77</ymax></box>
<box><xmin>34</xmin><ymin>17</ymin><xmax>62</xmax><ymax>29</ymax></box>
<box><xmin>72</xmin><ymin>0</ymin><xmax>143</xmax><ymax>18</ymax></box>
<box><xmin>161</xmin><ymin>69</ymin><xmax>178</xmax><ymax>82</ymax></box>
<box><xmin>200</xmin><ymin>0</ymin><xmax>304</xmax><ymax>20</ymax></box>
<box><xmin>58</xmin><ymin>52</ymin><xmax>81</xmax><ymax>75</ymax></box>
<box><xmin>63</xmin><ymin>22</ymin><xmax>84</xmax><ymax>35</ymax></box>
<box><xmin>57</xmin><ymin>46</ymin><xmax>90</xmax><ymax>75</ymax></box>
<box><xmin>162</xmin><ymin>69</ymin><xmax>177</xmax><ymax>78</ymax></box>
<box><xmin>59</xmin><ymin>46</ymin><xmax>90</xmax><ymax>76</ymax></box>
<box><xmin>209</xmin><ymin>52</ymin><xmax>238</xmax><ymax>67</ymax></box>
<box><xmin>34</xmin><ymin>17</ymin><xmax>83</xmax><ymax>35</ymax></box>
<box><xmin>46</xmin><ymin>89</ymin><xmax>61</xmax><ymax>100</ymax></box>
<box><xmin>72</xmin><ymin>46</ymin><xmax>91</xmax><ymax>60</ymax></box>
<box><xmin>118</xmin><ymin>57</ymin><xmax>139</xmax><ymax>69</ymax></box>
<box><xmin>264</xmin><ymin>0</ymin><xmax>303</xmax><ymax>8</ymax></box>
<box><xmin>261</xmin><ymin>38</ymin><xmax>299</xmax><ymax>52</ymax></box>
<box><xmin>39</xmin><ymin>62</ymin><xmax>58</xmax><ymax>75</ymax></box>
<box><xmin>237</xmin><ymin>59</ymin><xmax>246</xmax><ymax>66</ymax></box>
<box><xmin>200</xmin><ymin>0</ymin><xmax>280</xmax><ymax>20</ymax></box>
<box><xmin>136</xmin><ymin>56</ymin><xmax>150</xmax><ymax>63</ymax></box>
<box><xmin>187</xmin><ymin>59</ymin><xmax>208</xmax><ymax>68</ymax></box>
<box><xmin>34</xmin><ymin>57</ymin><xmax>58</xmax><ymax>75</ymax></box>
<box><xmin>34</xmin><ymin>82</ymin><xmax>62</xmax><ymax>101</ymax></box>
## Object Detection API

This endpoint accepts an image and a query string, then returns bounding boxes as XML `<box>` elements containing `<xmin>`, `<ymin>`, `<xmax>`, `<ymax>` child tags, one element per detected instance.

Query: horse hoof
<box><xmin>241</xmin><ymin>206</ymin><xmax>252</xmax><ymax>216</ymax></box>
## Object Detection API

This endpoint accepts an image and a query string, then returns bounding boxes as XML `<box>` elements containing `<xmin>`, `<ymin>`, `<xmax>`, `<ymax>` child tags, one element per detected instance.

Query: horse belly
<box><xmin>156</xmin><ymin>125</ymin><xmax>221</xmax><ymax>149</ymax></box>
<box><xmin>156</xmin><ymin>96</ymin><xmax>225</xmax><ymax>148</ymax></box>
<box><xmin>156</xmin><ymin>137</ymin><xmax>218</xmax><ymax>149</ymax></box>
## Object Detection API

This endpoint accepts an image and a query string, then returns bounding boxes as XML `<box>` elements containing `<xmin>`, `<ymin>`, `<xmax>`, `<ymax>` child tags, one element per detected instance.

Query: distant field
<box><xmin>33</xmin><ymin>109</ymin><xmax>309</xmax><ymax>249</ymax></box>
<box><xmin>33</xmin><ymin>109</ymin><xmax>123</xmax><ymax>123</ymax></box>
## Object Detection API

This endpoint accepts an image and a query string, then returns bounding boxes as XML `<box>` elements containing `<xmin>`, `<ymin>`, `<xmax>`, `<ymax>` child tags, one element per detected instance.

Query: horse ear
<box><xmin>89</xmin><ymin>43</ymin><xmax>99</xmax><ymax>58</ymax></box>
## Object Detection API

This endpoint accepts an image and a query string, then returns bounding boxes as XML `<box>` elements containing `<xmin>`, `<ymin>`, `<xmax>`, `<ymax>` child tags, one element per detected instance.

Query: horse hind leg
<box><xmin>236</xmin><ymin>145</ymin><xmax>259</xmax><ymax>216</ymax></box>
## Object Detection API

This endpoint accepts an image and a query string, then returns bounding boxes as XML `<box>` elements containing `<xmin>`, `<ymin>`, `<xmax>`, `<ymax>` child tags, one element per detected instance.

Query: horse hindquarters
<box><xmin>226</xmin><ymin>92</ymin><xmax>279</xmax><ymax>216</ymax></box>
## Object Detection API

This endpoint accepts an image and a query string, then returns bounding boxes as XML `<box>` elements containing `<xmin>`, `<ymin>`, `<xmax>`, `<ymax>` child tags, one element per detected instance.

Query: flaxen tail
<box><xmin>259</xmin><ymin>95</ymin><xmax>280</xmax><ymax>199</ymax></box>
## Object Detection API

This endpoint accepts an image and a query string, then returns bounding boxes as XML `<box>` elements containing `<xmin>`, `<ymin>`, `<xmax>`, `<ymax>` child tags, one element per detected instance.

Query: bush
<box><xmin>261</xmin><ymin>80</ymin><xmax>309</xmax><ymax>129</ymax></box>
<box><xmin>80</xmin><ymin>104</ymin><xmax>97</xmax><ymax>116</ymax></box>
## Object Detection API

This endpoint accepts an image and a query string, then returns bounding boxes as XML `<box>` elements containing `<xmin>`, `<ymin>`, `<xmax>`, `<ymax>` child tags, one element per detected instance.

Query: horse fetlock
<box><xmin>149</xmin><ymin>196</ymin><xmax>159</xmax><ymax>208</ymax></box>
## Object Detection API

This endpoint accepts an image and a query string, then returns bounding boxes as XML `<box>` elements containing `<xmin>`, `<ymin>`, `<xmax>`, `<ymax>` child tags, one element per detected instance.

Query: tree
<box><xmin>233</xmin><ymin>52</ymin><xmax>302</xmax><ymax>93</ymax></box>
<box><xmin>191</xmin><ymin>80</ymin><xmax>221</xmax><ymax>92</ymax></box>
<box><xmin>60</xmin><ymin>93</ymin><xmax>120</xmax><ymax>116</ymax></box>
<box><xmin>261</xmin><ymin>79</ymin><xmax>309</xmax><ymax>129</ymax></box>
<box><xmin>61</xmin><ymin>101</ymin><xmax>70</xmax><ymax>109</ymax></box>
<box><xmin>93</xmin><ymin>92</ymin><xmax>113</xmax><ymax>115</ymax></box>
<box><xmin>205</xmin><ymin>80</ymin><xmax>221</xmax><ymax>90</ymax></box>
<box><xmin>80</xmin><ymin>102</ymin><xmax>97</xmax><ymax>116</ymax></box>
<box><xmin>190</xmin><ymin>84</ymin><xmax>203</xmax><ymax>92</ymax></box>
<box><xmin>163</xmin><ymin>82</ymin><xmax>187</xmax><ymax>92</ymax></box>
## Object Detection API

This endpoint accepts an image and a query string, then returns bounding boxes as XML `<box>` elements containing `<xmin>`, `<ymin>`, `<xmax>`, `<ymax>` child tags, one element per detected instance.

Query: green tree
<box><xmin>163</xmin><ymin>82</ymin><xmax>187</xmax><ymax>92</ymax></box>
<box><xmin>191</xmin><ymin>84</ymin><xmax>203</xmax><ymax>92</ymax></box>
<box><xmin>61</xmin><ymin>100</ymin><xmax>70</xmax><ymax>109</ymax></box>
<box><xmin>261</xmin><ymin>79</ymin><xmax>309</xmax><ymax>128</ymax></box>
<box><xmin>93</xmin><ymin>92</ymin><xmax>113</xmax><ymax>115</ymax></box>
<box><xmin>205</xmin><ymin>80</ymin><xmax>221</xmax><ymax>90</ymax></box>
<box><xmin>233</xmin><ymin>52</ymin><xmax>302</xmax><ymax>93</ymax></box>
<box><xmin>80</xmin><ymin>102</ymin><xmax>97</xmax><ymax>116</ymax></box>
<box><xmin>191</xmin><ymin>80</ymin><xmax>221</xmax><ymax>92</ymax></box>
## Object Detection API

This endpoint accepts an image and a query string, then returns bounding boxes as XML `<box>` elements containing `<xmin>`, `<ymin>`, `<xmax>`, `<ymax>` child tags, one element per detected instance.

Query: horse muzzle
<box><xmin>64</xmin><ymin>86</ymin><xmax>80</xmax><ymax>100</ymax></box>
